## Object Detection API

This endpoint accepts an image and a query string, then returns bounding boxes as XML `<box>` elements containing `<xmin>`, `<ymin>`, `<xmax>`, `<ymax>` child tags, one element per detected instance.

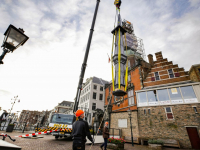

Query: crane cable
<box><xmin>124</xmin><ymin>33</ymin><xmax>128</xmax><ymax>91</ymax></box>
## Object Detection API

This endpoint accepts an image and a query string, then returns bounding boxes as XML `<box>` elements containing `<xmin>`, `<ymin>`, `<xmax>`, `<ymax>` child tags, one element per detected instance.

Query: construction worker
<box><xmin>100</xmin><ymin>122</ymin><xmax>110</xmax><ymax>150</ymax></box>
<box><xmin>72</xmin><ymin>110</ymin><xmax>94</xmax><ymax>150</ymax></box>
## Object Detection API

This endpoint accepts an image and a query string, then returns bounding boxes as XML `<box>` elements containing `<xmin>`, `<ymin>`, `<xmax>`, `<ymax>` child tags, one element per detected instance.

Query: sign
<box><xmin>159</xmin><ymin>100</ymin><xmax>170</xmax><ymax>105</ymax></box>
<box><xmin>171</xmin><ymin>88</ymin><xmax>178</xmax><ymax>94</ymax></box>
<box><xmin>185</xmin><ymin>98</ymin><xmax>198</xmax><ymax>103</ymax></box>
<box><xmin>138</xmin><ymin>102</ymin><xmax>148</xmax><ymax>106</ymax></box>
<box><xmin>149</xmin><ymin>101</ymin><xmax>159</xmax><ymax>105</ymax></box>
<box><xmin>118</xmin><ymin>119</ymin><xmax>127</xmax><ymax>128</ymax></box>
<box><xmin>171</xmin><ymin>99</ymin><xmax>183</xmax><ymax>104</ymax></box>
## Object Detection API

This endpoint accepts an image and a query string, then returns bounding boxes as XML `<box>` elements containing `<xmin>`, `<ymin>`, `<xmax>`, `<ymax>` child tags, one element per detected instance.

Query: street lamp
<box><xmin>22</xmin><ymin>111</ymin><xmax>29</xmax><ymax>133</ymax></box>
<box><xmin>0</xmin><ymin>24</ymin><xmax>29</xmax><ymax>64</ymax></box>
<box><xmin>127</xmin><ymin>108</ymin><xmax>134</xmax><ymax>146</ymax></box>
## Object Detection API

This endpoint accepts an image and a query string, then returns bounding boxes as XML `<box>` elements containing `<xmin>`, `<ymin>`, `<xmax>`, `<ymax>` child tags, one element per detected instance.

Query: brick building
<box><xmin>136</xmin><ymin>52</ymin><xmax>200</xmax><ymax>149</ymax></box>
<box><xmin>105</xmin><ymin>51</ymin><xmax>200</xmax><ymax>148</ymax></box>
<box><xmin>19</xmin><ymin>110</ymin><xmax>51</xmax><ymax>126</ymax></box>
<box><xmin>189</xmin><ymin>64</ymin><xmax>200</xmax><ymax>82</ymax></box>
<box><xmin>104</xmin><ymin>49</ymin><xmax>151</xmax><ymax>142</ymax></box>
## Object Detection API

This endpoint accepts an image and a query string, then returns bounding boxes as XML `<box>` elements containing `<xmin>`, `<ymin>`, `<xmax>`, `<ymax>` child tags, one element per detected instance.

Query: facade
<box><xmin>18</xmin><ymin>110</ymin><xmax>51</xmax><ymax>127</ymax></box>
<box><xmin>104</xmin><ymin>48</ymin><xmax>150</xmax><ymax>141</ymax></box>
<box><xmin>54</xmin><ymin>101</ymin><xmax>74</xmax><ymax>113</ymax></box>
<box><xmin>104</xmin><ymin>51</ymin><xmax>200</xmax><ymax>148</ymax></box>
<box><xmin>78</xmin><ymin>76</ymin><xmax>109</xmax><ymax>125</ymax></box>
<box><xmin>189</xmin><ymin>64</ymin><xmax>200</xmax><ymax>82</ymax></box>
<box><xmin>136</xmin><ymin>52</ymin><xmax>200</xmax><ymax>149</ymax></box>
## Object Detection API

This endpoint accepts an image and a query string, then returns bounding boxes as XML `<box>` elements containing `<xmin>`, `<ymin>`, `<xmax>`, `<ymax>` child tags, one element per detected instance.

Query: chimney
<box><xmin>148</xmin><ymin>54</ymin><xmax>154</xmax><ymax>66</ymax></box>
<box><xmin>155</xmin><ymin>51</ymin><xmax>163</xmax><ymax>61</ymax></box>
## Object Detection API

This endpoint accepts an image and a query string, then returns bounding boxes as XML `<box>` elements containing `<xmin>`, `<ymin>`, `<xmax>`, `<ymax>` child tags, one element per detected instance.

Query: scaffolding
<box><xmin>122</xmin><ymin>19</ymin><xmax>146</xmax><ymax>61</ymax></box>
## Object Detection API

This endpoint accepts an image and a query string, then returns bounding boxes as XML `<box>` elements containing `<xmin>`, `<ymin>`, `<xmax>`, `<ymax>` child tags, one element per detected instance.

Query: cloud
<box><xmin>0</xmin><ymin>0</ymin><xmax>199</xmax><ymax>113</ymax></box>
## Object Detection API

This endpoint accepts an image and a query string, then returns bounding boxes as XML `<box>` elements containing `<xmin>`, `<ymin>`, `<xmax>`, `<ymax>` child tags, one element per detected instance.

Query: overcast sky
<box><xmin>0</xmin><ymin>0</ymin><xmax>200</xmax><ymax>115</ymax></box>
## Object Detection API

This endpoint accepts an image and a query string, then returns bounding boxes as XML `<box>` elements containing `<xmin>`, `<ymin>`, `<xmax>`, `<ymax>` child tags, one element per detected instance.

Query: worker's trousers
<box><xmin>73</xmin><ymin>139</ymin><xmax>85</xmax><ymax>150</ymax></box>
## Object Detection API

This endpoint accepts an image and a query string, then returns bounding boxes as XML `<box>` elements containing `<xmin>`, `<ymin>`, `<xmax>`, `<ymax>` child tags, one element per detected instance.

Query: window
<box><xmin>93</xmin><ymin>92</ymin><xmax>96</xmax><ymax>99</ymax></box>
<box><xmin>85</xmin><ymin>103</ymin><xmax>88</xmax><ymax>108</ymax></box>
<box><xmin>148</xmin><ymin>109</ymin><xmax>150</xmax><ymax>114</ymax></box>
<box><xmin>180</xmin><ymin>86</ymin><xmax>196</xmax><ymax>99</ymax></box>
<box><xmin>168</xmin><ymin>69</ymin><xmax>174</xmax><ymax>78</ymax></box>
<box><xmin>155</xmin><ymin>72</ymin><xmax>160</xmax><ymax>80</ymax></box>
<box><xmin>92</xmin><ymin>103</ymin><xmax>96</xmax><ymax>110</ymax></box>
<box><xmin>128</xmin><ymin>75</ymin><xmax>131</xmax><ymax>82</ymax></box>
<box><xmin>128</xmin><ymin>90</ymin><xmax>134</xmax><ymax>105</ymax></box>
<box><xmin>193</xmin><ymin>107</ymin><xmax>198</xmax><ymax>113</ymax></box>
<box><xmin>137</xmin><ymin>92</ymin><xmax>147</xmax><ymax>106</ymax></box>
<box><xmin>93</xmin><ymin>85</ymin><xmax>97</xmax><ymax>90</ymax></box>
<box><xmin>144</xmin><ymin>109</ymin><xmax>146</xmax><ymax>114</ymax></box>
<box><xmin>99</xmin><ymin>94</ymin><xmax>103</xmax><ymax>100</ymax></box>
<box><xmin>165</xmin><ymin>107</ymin><xmax>174</xmax><ymax>119</ymax></box>
<box><xmin>128</xmin><ymin>60</ymin><xmax>131</xmax><ymax>69</ymax></box>
<box><xmin>157</xmin><ymin>89</ymin><xmax>170</xmax><ymax>104</ymax></box>
<box><xmin>100</xmin><ymin>86</ymin><xmax>103</xmax><ymax>91</ymax></box>
<box><xmin>147</xmin><ymin>90</ymin><xmax>158</xmax><ymax>105</ymax></box>
<box><xmin>168</xmin><ymin>88</ymin><xmax>183</xmax><ymax>103</ymax></box>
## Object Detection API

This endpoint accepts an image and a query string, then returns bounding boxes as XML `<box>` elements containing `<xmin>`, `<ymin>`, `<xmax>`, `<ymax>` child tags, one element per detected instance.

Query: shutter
<box><xmin>167</xmin><ymin>113</ymin><xmax>173</xmax><ymax>119</ymax></box>
<box><xmin>151</xmin><ymin>77</ymin><xmax>155</xmax><ymax>81</ymax></box>
<box><xmin>174</xmin><ymin>73</ymin><xmax>180</xmax><ymax>77</ymax></box>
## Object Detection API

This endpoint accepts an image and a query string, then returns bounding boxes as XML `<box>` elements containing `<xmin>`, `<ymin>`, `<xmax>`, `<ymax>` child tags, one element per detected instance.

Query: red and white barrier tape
<box><xmin>1</xmin><ymin>130</ymin><xmax>55</xmax><ymax>138</ymax></box>
<box><xmin>1</xmin><ymin>128</ymin><xmax>72</xmax><ymax>138</ymax></box>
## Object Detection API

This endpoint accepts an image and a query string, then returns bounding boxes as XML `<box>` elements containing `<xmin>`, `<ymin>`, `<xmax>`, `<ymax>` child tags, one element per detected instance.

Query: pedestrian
<box><xmin>100</xmin><ymin>122</ymin><xmax>110</xmax><ymax>150</ymax></box>
<box><xmin>72</xmin><ymin>109</ymin><xmax>94</xmax><ymax>150</ymax></box>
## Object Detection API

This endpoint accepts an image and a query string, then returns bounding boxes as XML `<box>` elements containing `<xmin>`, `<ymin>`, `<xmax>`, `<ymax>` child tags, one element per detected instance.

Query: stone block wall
<box><xmin>138</xmin><ymin>104</ymin><xmax>200</xmax><ymax>148</ymax></box>
<box><xmin>110</xmin><ymin>111</ymin><xmax>139</xmax><ymax>139</ymax></box>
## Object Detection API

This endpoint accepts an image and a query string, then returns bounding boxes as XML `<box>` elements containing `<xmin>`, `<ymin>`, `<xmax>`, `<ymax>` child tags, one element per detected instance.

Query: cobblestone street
<box><xmin>0</xmin><ymin>131</ymin><xmax>187</xmax><ymax>150</ymax></box>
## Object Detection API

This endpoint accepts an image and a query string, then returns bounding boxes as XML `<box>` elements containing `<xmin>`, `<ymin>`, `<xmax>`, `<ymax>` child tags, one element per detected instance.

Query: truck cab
<box><xmin>49</xmin><ymin>113</ymin><xmax>74</xmax><ymax>139</ymax></box>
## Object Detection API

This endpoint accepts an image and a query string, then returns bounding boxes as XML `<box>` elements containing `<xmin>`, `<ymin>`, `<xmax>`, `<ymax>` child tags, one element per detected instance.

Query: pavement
<box><xmin>0</xmin><ymin>131</ymin><xmax>187</xmax><ymax>150</ymax></box>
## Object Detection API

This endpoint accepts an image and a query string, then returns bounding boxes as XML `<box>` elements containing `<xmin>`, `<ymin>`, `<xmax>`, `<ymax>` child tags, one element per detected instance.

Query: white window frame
<box><xmin>128</xmin><ymin>74</ymin><xmax>131</xmax><ymax>82</ymax></box>
<box><xmin>148</xmin><ymin>108</ymin><xmax>151</xmax><ymax>114</ymax></box>
<box><xmin>154</xmin><ymin>72</ymin><xmax>160</xmax><ymax>81</ymax></box>
<box><xmin>168</xmin><ymin>69</ymin><xmax>174</xmax><ymax>78</ymax></box>
<box><xmin>93</xmin><ymin>85</ymin><xmax>97</xmax><ymax>90</ymax></box>
<box><xmin>164</xmin><ymin>107</ymin><xmax>174</xmax><ymax>120</ymax></box>
<box><xmin>192</xmin><ymin>106</ymin><xmax>198</xmax><ymax>113</ymax></box>
<box><xmin>128</xmin><ymin>90</ymin><xmax>134</xmax><ymax>105</ymax></box>
<box><xmin>144</xmin><ymin>109</ymin><xmax>146</xmax><ymax>115</ymax></box>
<box><xmin>100</xmin><ymin>86</ymin><xmax>104</xmax><ymax>91</ymax></box>
<box><xmin>99</xmin><ymin>94</ymin><xmax>103</xmax><ymax>101</ymax></box>
<box><xmin>93</xmin><ymin>92</ymin><xmax>97</xmax><ymax>100</ymax></box>
<box><xmin>92</xmin><ymin>103</ymin><xmax>96</xmax><ymax>110</ymax></box>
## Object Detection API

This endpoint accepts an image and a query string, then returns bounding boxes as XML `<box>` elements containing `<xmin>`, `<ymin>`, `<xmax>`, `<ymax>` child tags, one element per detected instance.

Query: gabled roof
<box><xmin>59</xmin><ymin>101</ymin><xmax>74</xmax><ymax>106</ymax></box>
<box><xmin>92</xmin><ymin>76</ymin><xmax>109</xmax><ymax>85</ymax></box>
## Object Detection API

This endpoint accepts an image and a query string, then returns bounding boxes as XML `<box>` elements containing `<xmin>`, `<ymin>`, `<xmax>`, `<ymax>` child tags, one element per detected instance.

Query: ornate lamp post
<box><xmin>0</xmin><ymin>24</ymin><xmax>29</xmax><ymax>64</ymax></box>
<box><xmin>127</xmin><ymin>108</ymin><xmax>134</xmax><ymax>146</ymax></box>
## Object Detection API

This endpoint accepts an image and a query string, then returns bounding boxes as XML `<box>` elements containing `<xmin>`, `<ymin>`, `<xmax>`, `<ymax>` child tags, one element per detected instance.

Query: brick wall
<box><xmin>144</xmin><ymin>51</ymin><xmax>190</xmax><ymax>87</ymax></box>
<box><xmin>138</xmin><ymin>104</ymin><xmax>200</xmax><ymax>148</ymax></box>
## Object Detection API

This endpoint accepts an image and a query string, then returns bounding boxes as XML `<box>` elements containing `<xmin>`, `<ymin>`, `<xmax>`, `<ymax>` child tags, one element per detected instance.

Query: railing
<box><xmin>109</xmin><ymin>128</ymin><xmax>121</xmax><ymax>138</ymax></box>
<box><xmin>89</xmin><ymin>126</ymin><xmax>121</xmax><ymax>139</ymax></box>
